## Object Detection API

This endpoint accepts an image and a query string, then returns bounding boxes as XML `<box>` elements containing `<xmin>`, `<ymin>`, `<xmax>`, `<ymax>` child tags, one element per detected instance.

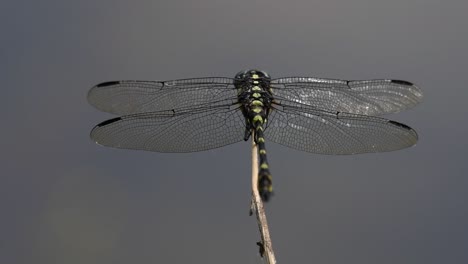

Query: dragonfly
<box><xmin>88</xmin><ymin>69</ymin><xmax>423</xmax><ymax>201</ymax></box>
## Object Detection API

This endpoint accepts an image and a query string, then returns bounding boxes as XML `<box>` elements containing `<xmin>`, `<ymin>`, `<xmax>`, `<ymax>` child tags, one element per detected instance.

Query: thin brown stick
<box><xmin>251</xmin><ymin>133</ymin><xmax>276</xmax><ymax>264</ymax></box>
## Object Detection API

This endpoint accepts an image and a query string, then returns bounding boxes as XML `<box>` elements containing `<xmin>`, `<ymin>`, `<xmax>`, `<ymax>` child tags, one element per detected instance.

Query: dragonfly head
<box><xmin>235</xmin><ymin>69</ymin><xmax>271</xmax><ymax>81</ymax></box>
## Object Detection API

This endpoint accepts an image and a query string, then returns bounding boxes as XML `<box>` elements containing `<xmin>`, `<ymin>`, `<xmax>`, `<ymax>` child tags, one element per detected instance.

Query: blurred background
<box><xmin>2</xmin><ymin>0</ymin><xmax>467</xmax><ymax>263</ymax></box>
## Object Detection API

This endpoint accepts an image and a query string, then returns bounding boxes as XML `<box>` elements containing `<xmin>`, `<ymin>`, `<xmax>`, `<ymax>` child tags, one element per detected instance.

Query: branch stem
<box><xmin>251</xmin><ymin>134</ymin><xmax>276</xmax><ymax>264</ymax></box>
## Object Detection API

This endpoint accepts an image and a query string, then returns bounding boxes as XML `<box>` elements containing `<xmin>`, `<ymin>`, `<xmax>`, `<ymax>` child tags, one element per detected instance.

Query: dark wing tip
<box><xmin>391</xmin><ymin>80</ymin><xmax>414</xmax><ymax>86</ymax></box>
<box><xmin>388</xmin><ymin>120</ymin><xmax>412</xmax><ymax>130</ymax></box>
<box><xmin>96</xmin><ymin>117</ymin><xmax>122</xmax><ymax>127</ymax></box>
<box><xmin>96</xmin><ymin>81</ymin><xmax>120</xmax><ymax>88</ymax></box>
<box><xmin>388</xmin><ymin>120</ymin><xmax>419</xmax><ymax>144</ymax></box>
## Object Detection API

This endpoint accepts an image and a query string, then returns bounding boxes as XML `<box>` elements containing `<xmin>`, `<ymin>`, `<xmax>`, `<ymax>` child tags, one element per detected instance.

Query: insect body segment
<box><xmin>255</xmin><ymin>126</ymin><xmax>273</xmax><ymax>201</ymax></box>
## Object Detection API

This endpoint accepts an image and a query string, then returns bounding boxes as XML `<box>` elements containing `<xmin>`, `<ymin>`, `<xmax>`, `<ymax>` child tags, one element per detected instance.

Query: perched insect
<box><xmin>88</xmin><ymin>69</ymin><xmax>423</xmax><ymax>201</ymax></box>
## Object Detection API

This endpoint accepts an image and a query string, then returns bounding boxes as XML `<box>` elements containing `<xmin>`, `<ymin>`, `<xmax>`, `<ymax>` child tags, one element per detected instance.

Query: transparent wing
<box><xmin>90</xmin><ymin>105</ymin><xmax>247</xmax><ymax>153</ymax></box>
<box><xmin>271</xmin><ymin>77</ymin><xmax>423</xmax><ymax>116</ymax></box>
<box><xmin>87</xmin><ymin>78</ymin><xmax>236</xmax><ymax>115</ymax></box>
<box><xmin>264</xmin><ymin>104</ymin><xmax>418</xmax><ymax>155</ymax></box>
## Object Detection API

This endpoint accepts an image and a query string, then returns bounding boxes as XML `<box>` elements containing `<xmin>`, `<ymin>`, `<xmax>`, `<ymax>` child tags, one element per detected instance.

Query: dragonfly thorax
<box><xmin>234</xmin><ymin>69</ymin><xmax>273</xmax><ymax>103</ymax></box>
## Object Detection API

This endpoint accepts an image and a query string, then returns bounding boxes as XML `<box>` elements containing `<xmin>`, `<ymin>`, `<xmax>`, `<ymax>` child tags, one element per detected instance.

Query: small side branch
<box><xmin>251</xmin><ymin>135</ymin><xmax>276</xmax><ymax>264</ymax></box>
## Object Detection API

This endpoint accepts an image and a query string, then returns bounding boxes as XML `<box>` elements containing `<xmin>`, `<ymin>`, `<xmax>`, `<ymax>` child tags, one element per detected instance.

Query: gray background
<box><xmin>2</xmin><ymin>0</ymin><xmax>467</xmax><ymax>263</ymax></box>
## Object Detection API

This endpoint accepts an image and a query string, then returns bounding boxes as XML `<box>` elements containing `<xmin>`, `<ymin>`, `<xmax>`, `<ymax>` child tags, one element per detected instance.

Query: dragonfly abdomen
<box><xmin>254</xmin><ymin>122</ymin><xmax>273</xmax><ymax>201</ymax></box>
<box><xmin>248</xmin><ymin>97</ymin><xmax>273</xmax><ymax>201</ymax></box>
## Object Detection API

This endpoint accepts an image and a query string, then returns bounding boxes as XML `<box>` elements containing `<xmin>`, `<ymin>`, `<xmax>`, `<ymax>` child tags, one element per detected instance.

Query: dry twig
<box><xmin>250</xmin><ymin>134</ymin><xmax>276</xmax><ymax>264</ymax></box>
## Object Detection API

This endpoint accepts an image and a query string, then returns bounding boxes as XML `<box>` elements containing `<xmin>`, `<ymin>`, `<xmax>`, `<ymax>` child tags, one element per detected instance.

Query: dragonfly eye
<box><xmin>235</xmin><ymin>70</ymin><xmax>248</xmax><ymax>79</ymax></box>
<box><xmin>260</xmin><ymin>71</ymin><xmax>270</xmax><ymax>79</ymax></box>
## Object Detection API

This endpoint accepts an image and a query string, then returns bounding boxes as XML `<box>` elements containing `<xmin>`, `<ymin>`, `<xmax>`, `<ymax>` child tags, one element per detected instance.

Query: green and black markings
<box><xmin>235</xmin><ymin>69</ymin><xmax>274</xmax><ymax>201</ymax></box>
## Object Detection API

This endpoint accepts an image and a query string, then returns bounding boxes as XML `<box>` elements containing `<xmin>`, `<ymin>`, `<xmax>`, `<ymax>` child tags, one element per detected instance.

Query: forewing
<box><xmin>271</xmin><ymin>77</ymin><xmax>423</xmax><ymax>116</ymax></box>
<box><xmin>87</xmin><ymin>78</ymin><xmax>236</xmax><ymax>115</ymax></box>
<box><xmin>264</xmin><ymin>104</ymin><xmax>418</xmax><ymax>155</ymax></box>
<box><xmin>90</xmin><ymin>106</ymin><xmax>246</xmax><ymax>153</ymax></box>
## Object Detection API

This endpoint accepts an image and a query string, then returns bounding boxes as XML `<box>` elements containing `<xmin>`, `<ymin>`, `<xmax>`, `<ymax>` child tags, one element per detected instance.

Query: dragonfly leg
<box><xmin>244</xmin><ymin>127</ymin><xmax>252</xmax><ymax>141</ymax></box>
